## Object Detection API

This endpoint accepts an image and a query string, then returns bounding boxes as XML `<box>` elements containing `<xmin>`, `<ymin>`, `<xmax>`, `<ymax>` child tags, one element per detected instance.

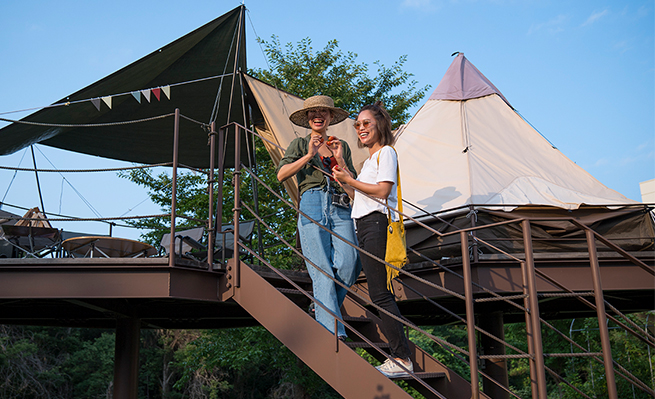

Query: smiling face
<box><xmin>355</xmin><ymin>110</ymin><xmax>379</xmax><ymax>148</ymax></box>
<box><xmin>307</xmin><ymin>108</ymin><xmax>332</xmax><ymax>134</ymax></box>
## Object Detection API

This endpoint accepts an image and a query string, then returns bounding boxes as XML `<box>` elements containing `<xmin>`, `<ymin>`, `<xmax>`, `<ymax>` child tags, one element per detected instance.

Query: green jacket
<box><xmin>277</xmin><ymin>134</ymin><xmax>357</xmax><ymax>197</ymax></box>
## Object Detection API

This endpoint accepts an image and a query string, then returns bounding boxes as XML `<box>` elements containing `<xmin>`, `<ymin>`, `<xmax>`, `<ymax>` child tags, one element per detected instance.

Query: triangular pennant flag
<box><xmin>152</xmin><ymin>87</ymin><xmax>161</xmax><ymax>101</ymax></box>
<box><xmin>131</xmin><ymin>91</ymin><xmax>141</xmax><ymax>103</ymax></box>
<box><xmin>101</xmin><ymin>96</ymin><xmax>112</xmax><ymax>109</ymax></box>
<box><xmin>162</xmin><ymin>85</ymin><xmax>170</xmax><ymax>100</ymax></box>
<box><xmin>91</xmin><ymin>98</ymin><xmax>101</xmax><ymax>111</ymax></box>
<box><xmin>141</xmin><ymin>89</ymin><xmax>151</xmax><ymax>103</ymax></box>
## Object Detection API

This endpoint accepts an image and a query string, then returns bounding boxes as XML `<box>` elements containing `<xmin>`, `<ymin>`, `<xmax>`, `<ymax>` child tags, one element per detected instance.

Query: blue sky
<box><xmin>0</xmin><ymin>0</ymin><xmax>653</xmax><ymax>240</ymax></box>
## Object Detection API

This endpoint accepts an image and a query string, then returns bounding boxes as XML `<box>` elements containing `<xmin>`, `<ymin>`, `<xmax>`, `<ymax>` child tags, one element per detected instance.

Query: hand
<box><xmin>332</xmin><ymin>165</ymin><xmax>352</xmax><ymax>183</ymax></box>
<box><xmin>308</xmin><ymin>133</ymin><xmax>323</xmax><ymax>157</ymax></box>
<box><xmin>327</xmin><ymin>137</ymin><xmax>343</xmax><ymax>159</ymax></box>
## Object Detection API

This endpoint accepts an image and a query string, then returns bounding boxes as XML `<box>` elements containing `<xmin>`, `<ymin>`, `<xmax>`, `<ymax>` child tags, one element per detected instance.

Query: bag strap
<box><xmin>377</xmin><ymin>146</ymin><xmax>403</xmax><ymax>224</ymax></box>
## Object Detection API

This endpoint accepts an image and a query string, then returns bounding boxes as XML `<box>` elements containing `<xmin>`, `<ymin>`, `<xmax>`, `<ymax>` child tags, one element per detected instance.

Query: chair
<box><xmin>159</xmin><ymin>227</ymin><xmax>206</xmax><ymax>259</ymax></box>
<box><xmin>214</xmin><ymin>220</ymin><xmax>256</xmax><ymax>264</ymax></box>
<box><xmin>0</xmin><ymin>207</ymin><xmax>62</xmax><ymax>258</ymax></box>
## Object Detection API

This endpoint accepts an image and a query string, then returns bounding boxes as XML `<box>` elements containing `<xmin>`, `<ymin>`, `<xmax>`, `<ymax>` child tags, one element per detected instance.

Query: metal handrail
<box><xmin>223</xmin><ymin>121</ymin><xmax>655</xmax><ymax>399</ymax></box>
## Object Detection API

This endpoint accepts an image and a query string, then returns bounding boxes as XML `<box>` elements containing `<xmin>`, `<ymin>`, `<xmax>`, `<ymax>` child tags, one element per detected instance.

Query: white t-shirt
<box><xmin>351</xmin><ymin>146</ymin><xmax>399</xmax><ymax>220</ymax></box>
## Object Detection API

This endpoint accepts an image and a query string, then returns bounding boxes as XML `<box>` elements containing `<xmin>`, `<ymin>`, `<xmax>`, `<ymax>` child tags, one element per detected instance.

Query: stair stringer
<box><xmin>342</xmin><ymin>295</ymin><xmax>492</xmax><ymax>399</ymax></box>
<box><xmin>224</xmin><ymin>260</ymin><xmax>414</xmax><ymax>399</ymax></box>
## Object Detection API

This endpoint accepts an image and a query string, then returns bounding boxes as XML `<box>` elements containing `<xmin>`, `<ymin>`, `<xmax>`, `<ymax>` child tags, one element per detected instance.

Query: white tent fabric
<box><xmin>395</xmin><ymin>53</ymin><xmax>636</xmax><ymax>217</ymax></box>
<box><xmin>244</xmin><ymin>75</ymin><xmax>370</xmax><ymax>205</ymax></box>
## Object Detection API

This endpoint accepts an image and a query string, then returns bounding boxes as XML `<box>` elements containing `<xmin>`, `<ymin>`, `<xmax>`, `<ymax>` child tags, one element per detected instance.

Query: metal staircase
<box><xmin>220</xmin><ymin>258</ymin><xmax>490</xmax><ymax>399</ymax></box>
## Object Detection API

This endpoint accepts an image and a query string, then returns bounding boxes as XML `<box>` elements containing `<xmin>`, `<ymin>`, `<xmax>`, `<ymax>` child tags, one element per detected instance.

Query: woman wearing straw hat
<box><xmin>277</xmin><ymin>95</ymin><xmax>361</xmax><ymax>339</ymax></box>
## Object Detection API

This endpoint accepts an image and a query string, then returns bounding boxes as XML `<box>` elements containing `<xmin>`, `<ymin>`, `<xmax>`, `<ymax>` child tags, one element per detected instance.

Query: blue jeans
<box><xmin>298</xmin><ymin>188</ymin><xmax>361</xmax><ymax>337</ymax></box>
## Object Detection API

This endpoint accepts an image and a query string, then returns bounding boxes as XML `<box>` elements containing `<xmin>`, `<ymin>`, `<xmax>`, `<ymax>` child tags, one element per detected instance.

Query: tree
<box><xmin>251</xmin><ymin>36</ymin><xmax>430</xmax><ymax>128</ymax></box>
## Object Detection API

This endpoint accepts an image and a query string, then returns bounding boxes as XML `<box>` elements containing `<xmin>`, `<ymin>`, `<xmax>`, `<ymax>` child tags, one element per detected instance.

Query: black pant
<box><xmin>355</xmin><ymin>211</ymin><xmax>411</xmax><ymax>360</ymax></box>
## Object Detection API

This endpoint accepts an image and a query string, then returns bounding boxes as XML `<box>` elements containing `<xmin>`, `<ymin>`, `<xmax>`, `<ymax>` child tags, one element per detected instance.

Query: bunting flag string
<box><xmin>90</xmin><ymin>84</ymin><xmax>172</xmax><ymax>112</ymax></box>
<box><xmin>1</xmin><ymin>72</ymin><xmax>232</xmax><ymax>117</ymax></box>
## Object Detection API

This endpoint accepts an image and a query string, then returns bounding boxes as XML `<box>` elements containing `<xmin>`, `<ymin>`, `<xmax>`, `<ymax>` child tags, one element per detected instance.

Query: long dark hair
<box><xmin>356</xmin><ymin>101</ymin><xmax>394</xmax><ymax>148</ymax></box>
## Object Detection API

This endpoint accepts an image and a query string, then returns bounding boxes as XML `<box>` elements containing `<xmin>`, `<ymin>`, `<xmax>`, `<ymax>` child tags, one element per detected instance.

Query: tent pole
<box><xmin>207</xmin><ymin>122</ymin><xmax>217</xmax><ymax>266</ymax></box>
<box><xmin>30</xmin><ymin>145</ymin><xmax>47</xmax><ymax>219</ymax></box>
<box><xmin>169</xmin><ymin>109</ymin><xmax>180</xmax><ymax>268</ymax></box>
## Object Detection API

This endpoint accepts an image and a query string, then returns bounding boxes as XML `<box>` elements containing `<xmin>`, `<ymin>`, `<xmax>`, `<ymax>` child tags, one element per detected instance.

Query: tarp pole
<box><xmin>207</xmin><ymin>122</ymin><xmax>216</xmax><ymax>266</ymax></box>
<box><xmin>233</xmin><ymin>125</ymin><xmax>241</xmax><ymax>287</ymax></box>
<box><xmin>215</xmin><ymin>127</ymin><xmax>225</xmax><ymax>264</ymax></box>
<box><xmin>169</xmin><ymin>109</ymin><xmax>180</xmax><ymax>268</ymax></box>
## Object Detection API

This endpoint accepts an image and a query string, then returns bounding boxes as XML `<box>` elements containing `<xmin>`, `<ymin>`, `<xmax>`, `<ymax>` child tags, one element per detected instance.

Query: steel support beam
<box><xmin>480</xmin><ymin>311</ymin><xmax>509</xmax><ymax>399</ymax></box>
<box><xmin>113</xmin><ymin>317</ymin><xmax>140</xmax><ymax>399</ymax></box>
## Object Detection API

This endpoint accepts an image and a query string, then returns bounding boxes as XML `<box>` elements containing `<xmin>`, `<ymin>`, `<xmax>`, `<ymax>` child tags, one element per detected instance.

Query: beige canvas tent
<box><xmin>244</xmin><ymin>74</ymin><xmax>369</xmax><ymax>206</ymax></box>
<box><xmin>394</xmin><ymin>53</ymin><xmax>637</xmax><ymax>217</ymax></box>
<box><xmin>389</xmin><ymin>53</ymin><xmax>651</xmax><ymax>259</ymax></box>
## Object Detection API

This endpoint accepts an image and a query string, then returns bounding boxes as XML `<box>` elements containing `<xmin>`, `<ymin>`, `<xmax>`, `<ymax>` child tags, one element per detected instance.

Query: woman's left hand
<box><xmin>332</xmin><ymin>164</ymin><xmax>352</xmax><ymax>183</ymax></box>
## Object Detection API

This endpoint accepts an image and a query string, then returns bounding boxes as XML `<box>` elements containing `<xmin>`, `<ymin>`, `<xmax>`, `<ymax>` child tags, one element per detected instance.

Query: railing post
<box><xmin>521</xmin><ymin>220</ymin><xmax>548</xmax><ymax>399</ymax></box>
<box><xmin>233</xmin><ymin>124</ymin><xmax>241</xmax><ymax>287</ymax></box>
<box><xmin>585</xmin><ymin>229</ymin><xmax>618</xmax><ymax>399</ymax></box>
<box><xmin>460</xmin><ymin>231</ymin><xmax>480</xmax><ymax>399</ymax></box>
<box><xmin>169</xmin><ymin>108</ymin><xmax>180</xmax><ymax>268</ymax></box>
<box><xmin>520</xmin><ymin>259</ymin><xmax>539</xmax><ymax>399</ymax></box>
<box><xmin>207</xmin><ymin>121</ymin><xmax>216</xmax><ymax>267</ymax></box>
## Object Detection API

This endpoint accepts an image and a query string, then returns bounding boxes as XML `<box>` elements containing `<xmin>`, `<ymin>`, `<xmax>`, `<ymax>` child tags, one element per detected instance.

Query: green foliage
<box><xmin>64</xmin><ymin>331</ymin><xmax>115</xmax><ymax>397</ymax></box>
<box><xmin>174</xmin><ymin>327</ymin><xmax>340</xmax><ymax>399</ymax></box>
<box><xmin>250</xmin><ymin>36</ymin><xmax>430</xmax><ymax>128</ymax></box>
<box><xmin>409</xmin><ymin>325</ymin><xmax>471</xmax><ymax>379</ymax></box>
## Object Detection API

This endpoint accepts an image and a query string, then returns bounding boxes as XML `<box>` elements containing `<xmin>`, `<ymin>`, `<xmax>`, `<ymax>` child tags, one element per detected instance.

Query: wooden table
<box><xmin>62</xmin><ymin>236</ymin><xmax>157</xmax><ymax>258</ymax></box>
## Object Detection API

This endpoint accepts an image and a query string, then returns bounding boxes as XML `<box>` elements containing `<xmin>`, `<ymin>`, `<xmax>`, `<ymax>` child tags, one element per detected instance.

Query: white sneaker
<box><xmin>376</xmin><ymin>358</ymin><xmax>413</xmax><ymax>378</ymax></box>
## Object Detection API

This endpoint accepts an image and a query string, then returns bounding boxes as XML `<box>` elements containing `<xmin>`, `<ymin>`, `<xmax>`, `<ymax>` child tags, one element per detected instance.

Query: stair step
<box><xmin>342</xmin><ymin>315</ymin><xmax>372</xmax><ymax>323</ymax></box>
<box><xmin>276</xmin><ymin>287</ymin><xmax>312</xmax><ymax>296</ymax></box>
<box><xmin>346</xmin><ymin>341</ymin><xmax>390</xmax><ymax>349</ymax></box>
<box><xmin>389</xmin><ymin>371</ymin><xmax>447</xmax><ymax>380</ymax></box>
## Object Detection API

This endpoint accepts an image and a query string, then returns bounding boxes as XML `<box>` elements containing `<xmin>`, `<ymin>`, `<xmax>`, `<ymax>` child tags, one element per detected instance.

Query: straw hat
<box><xmin>289</xmin><ymin>95</ymin><xmax>349</xmax><ymax>128</ymax></box>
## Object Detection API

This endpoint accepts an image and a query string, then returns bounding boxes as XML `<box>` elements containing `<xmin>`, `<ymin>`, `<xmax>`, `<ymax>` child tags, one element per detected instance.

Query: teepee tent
<box><xmin>395</xmin><ymin>52</ymin><xmax>637</xmax><ymax>217</ymax></box>
<box><xmin>394</xmin><ymin>53</ymin><xmax>651</xmax><ymax>260</ymax></box>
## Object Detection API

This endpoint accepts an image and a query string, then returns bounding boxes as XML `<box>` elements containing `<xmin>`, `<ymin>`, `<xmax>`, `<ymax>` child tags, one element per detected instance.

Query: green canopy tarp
<box><xmin>0</xmin><ymin>6</ymin><xmax>250</xmax><ymax>169</ymax></box>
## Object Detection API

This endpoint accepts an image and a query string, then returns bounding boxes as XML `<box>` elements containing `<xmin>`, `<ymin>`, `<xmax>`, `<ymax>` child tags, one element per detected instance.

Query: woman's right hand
<box><xmin>308</xmin><ymin>133</ymin><xmax>323</xmax><ymax>157</ymax></box>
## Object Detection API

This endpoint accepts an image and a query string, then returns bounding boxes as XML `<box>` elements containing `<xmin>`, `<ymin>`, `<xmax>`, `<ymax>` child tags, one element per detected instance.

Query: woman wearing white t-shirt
<box><xmin>332</xmin><ymin>102</ymin><xmax>413</xmax><ymax>378</ymax></box>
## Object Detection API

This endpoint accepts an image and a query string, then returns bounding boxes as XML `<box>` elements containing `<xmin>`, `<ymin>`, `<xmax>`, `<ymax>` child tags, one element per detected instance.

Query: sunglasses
<box><xmin>353</xmin><ymin>119</ymin><xmax>373</xmax><ymax>129</ymax></box>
